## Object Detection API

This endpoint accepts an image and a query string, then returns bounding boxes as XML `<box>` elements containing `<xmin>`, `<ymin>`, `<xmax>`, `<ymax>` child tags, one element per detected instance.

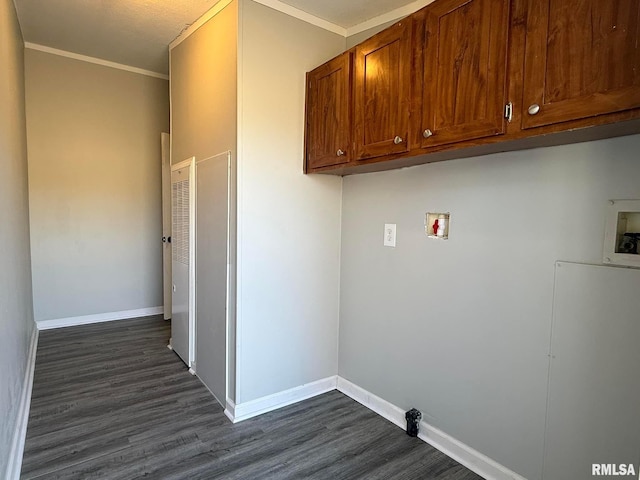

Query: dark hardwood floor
<box><xmin>21</xmin><ymin>316</ymin><xmax>483</xmax><ymax>479</ymax></box>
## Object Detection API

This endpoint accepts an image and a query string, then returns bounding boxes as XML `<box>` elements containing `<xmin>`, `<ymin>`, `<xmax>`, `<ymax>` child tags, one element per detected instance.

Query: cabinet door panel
<box><xmin>421</xmin><ymin>0</ymin><xmax>509</xmax><ymax>148</ymax></box>
<box><xmin>306</xmin><ymin>53</ymin><xmax>351</xmax><ymax>170</ymax></box>
<box><xmin>354</xmin><ymin>22</ymin><xmax>412</xmax><ymax>160</ymax></box>
<box><xmin>522</xmin><ymin>0</ymin><xmax>640</xmax><ymax>129</ymax></box>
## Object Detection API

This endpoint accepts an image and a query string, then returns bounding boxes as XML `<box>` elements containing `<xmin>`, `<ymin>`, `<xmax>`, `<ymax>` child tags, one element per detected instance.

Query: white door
<box><xmin>171</xmin><ymin>157</ymin><xmax>195</xmax><ymax>367</ymax></box>
<box><xmin>161</xmin><ymin>133</ymin><xmax>172</xmax><ymax>320</ymax></box>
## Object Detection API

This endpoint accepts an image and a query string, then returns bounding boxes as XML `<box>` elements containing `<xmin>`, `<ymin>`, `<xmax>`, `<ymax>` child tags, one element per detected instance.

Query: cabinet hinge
<box><xmin>504</xmin><ymin>102</ymin><xmax>513</xmax><ymax>123</ymax></box>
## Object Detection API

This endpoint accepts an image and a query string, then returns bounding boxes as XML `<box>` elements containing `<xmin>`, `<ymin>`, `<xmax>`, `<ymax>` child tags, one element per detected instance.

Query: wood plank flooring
<box><xmin>21</xmin><ymin>316</ymin><xmax>484</xmax><ymax>479</ymax></box>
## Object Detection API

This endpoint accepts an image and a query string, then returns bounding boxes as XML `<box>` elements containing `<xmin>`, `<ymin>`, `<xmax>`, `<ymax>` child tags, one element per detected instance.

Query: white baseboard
<box><xmin>336</xmin><ymin>377</ymin><xmax>527</xmax><ymax>480</ymax></box>
<box><xmin>5</xmin><ymin>327</ymin><xmax>39</xmax><ymax>480</ymax></box>
<box><xmin>36</xmin><ymin>306</ymin><xmax>164</xmax><ymax>330</ymax></box>
<box><xmin>224</xmin><ymin>397</ymin><xmax>236</xmax><ymax>423</ymax></box>
<box><xmin>226</xmin><ymin>376</ymin><xmax>338</xmax><ymax>423</ymax></box>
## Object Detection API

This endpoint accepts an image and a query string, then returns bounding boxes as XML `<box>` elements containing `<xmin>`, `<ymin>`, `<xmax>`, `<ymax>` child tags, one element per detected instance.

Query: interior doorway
<box><xmin>161</xmin><ymin>133</ymin><xmax>172</xmax><ymax>320</ymax></box>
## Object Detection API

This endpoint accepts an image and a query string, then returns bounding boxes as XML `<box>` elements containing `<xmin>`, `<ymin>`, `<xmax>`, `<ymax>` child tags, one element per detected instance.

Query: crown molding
<box><xmin>24</xmin><ymin>43</ymin><xmax>169</xmax><ymax>80</ymax></box>
<box><xmin>22</xmin><ymin>0</ymin><xmax>434</xmax><ymax>82</ymax></box>
<box><xmin>346</xmin><ymin>0</ymin><xmax>434</xmax><ymax>37</ymax></box>
<box><xmin>170</xmin><ymin>0</ymin><xmax>346</xmax><ymax>51</ymax></box>
<box><xmin>252</xmin><ymin>0</ymin><xmax>346</xmax><ymax>36</ymax></box>
<box><xmin>11</xmin><ymin>0</ymin><xmax>25</xmax><ymax>41</ymax></box>
<box><xmin>169</xmin><ymin>0</ymin><xmax>436</xmax><ymax>50</ymax></box>
<box><xmin>170</xmin><ymin>0</ymin><xmax>236</xmax><ymax>50</ymax></box>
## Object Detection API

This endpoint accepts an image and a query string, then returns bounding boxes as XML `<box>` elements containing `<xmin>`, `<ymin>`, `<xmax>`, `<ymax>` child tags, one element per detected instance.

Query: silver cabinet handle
<box><xmin>423</xmin><ymin>129</ymin><xmax>433</xmax><ymax>139</ymax></box>
<box><xmin>337</xmin><ymin>149</ymin><xmax>345</xmax><ymax>157</ymax></box>
<box><xmin>393</xmin><ymin>136</ymin><xmax>403</xmax><ymax>145</ymax></box>
<box><xmin>528</xmin><ymin>104</ymin><xmax>540</xmax><ymax>115</ymax></box>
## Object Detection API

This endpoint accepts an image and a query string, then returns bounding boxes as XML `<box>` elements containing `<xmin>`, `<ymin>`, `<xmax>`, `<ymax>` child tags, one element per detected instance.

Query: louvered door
<box><xmin>171</xmin><ymin>157</ymin><xmax>195</xmax><ymax>368</ymax></box>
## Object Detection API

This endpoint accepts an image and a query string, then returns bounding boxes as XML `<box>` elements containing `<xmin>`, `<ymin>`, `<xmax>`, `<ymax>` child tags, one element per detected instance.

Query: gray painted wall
<box><xmin>338</xmin><ymin>134</ymin><xmax>640</xmax><ymax>480</ymax></box>
<box><xmin>236</xmin><ymin>0</ymin><xmax>345</xmax><ymax>403</ymax></box>
<box><xmin>0</xmin><ymin>0</ymin><xmax>36</xmax><ymax>474</ymax></box>
<box><xmin>171</xmin><ymin>1</ymin><xmax>238</xmax><ymax>167</ymax></box>
<box><xmin>25</xmin><ymin>50</ymin><xmax>169</xmax><ymax>322</ymax></box>
<box><xmin>170</xmin><ymin>0</ymin><xmax>238</xmax><ymax>401</ymax></box>
<box><xmin>196</xmin><ymin>154</ymin><xmax>231</xmax><ymax>405</ymax></box>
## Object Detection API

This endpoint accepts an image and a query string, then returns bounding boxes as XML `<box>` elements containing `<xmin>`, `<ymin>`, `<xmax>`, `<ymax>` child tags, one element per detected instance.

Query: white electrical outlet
<box><xmin>384</xmin><ymin>223</ymin><xmax>396</xmax><ymax>247</ymax></box>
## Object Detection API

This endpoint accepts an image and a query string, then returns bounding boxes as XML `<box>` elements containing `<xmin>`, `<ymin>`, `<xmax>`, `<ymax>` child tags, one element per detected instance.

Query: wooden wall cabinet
<box><xmin>354</xmin><ymin>21</ymin><xmax>412</xmax><ymax>160</ymax></box>
<box><xmin>521</xmin><ymin>0</ymin><xmax>640</xmax><ymax>129</ymax></box>
<box><xmin>304</xmin><ymin>0</ymin><xmax>640</xmax><ymax>175</ymax></box>
<box><xmin>304</xmin><ymin>52</ymin><xmax>352</xmax><ymax>171</ymax></box>
<box><xmin>418</xmin><ymin>0</ymin><xmax>510</xmax><ymax>148</ymax></box>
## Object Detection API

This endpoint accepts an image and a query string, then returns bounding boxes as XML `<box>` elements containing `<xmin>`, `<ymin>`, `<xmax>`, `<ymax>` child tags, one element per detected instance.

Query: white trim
<box><xmin>336</xmin><ymin>377</ymin><xmax>527</xmax><ymax>480</ymax></box>
<box><xmin>416</xmin><ymin>417</ymin><xmax>526</xmax><ymax>480</ymax></box>
<box><xmin>337</xmin><ymin>377</ymin><xmax>403</xmax><ymax>428</ymax></box>
<box><xmin>168</xmin><ymin>0</ymin><xmax>438</xmax><ymax>49</ymax></box>
<box><xmin>170</xmin><ymin>0</ymin><xmax>345</xmax><ymax>51</ymax></box>
<box><xmin>345</xmin><ymin>0</ymin><xmax>434</xmax><ymax>37</ymax></box>
<box><xmin>170</xmin><ymin>0</ymin><xmax>236</xmax><ymax>50</ymax></box>
<box><xmin>252</xmin><ymin>0</ymin><xmax>345</xmax><ymax>36</ymax></box>
<box><xmin>188</xmin><ymin>159</ymin><xmax>197</xmax><ymax>367</ymax></box>
<box><xmin>235</xmin><ymin>0</ymin><xmax>245</xmax><ymax>404</ymax></box>
<box><xmin>36</xmin><ymin>307</ymin><xmax>164</xmax><ymax>331</ymax></box>
<box><xmin>24</xmin><ymin>43</ymin><xmax>169</xmax><ymax>80</ymax></box>
<box><xmin>224</xmin><ymin>397</ymin><xmax>236</xmax><ymax>422</ymax></box>
<box><xmin>5</xmin><ymin>328</ymin><xmax>38</xmax><ymax>480</ymax></box>
<box><xmin>225</xmin><ymin>152</ymin><xmax>232</xmax><ymax>414</ymax></box>
<box><xmin>195</xmin><ymin>152</ymin><xmax>230</xmax><ymax>165</ymax></box>
<box><xmin>602</xmin><ymin>200</ymin><xmax>640</xmax><ymax>268</ymax></box>
<box><xmin>171</xmin><ymin>157</ymin><xmax>194</xmax><ymax>172</ymax></box>
<box><xmin>227</xmin><ymin>376</ymin><xmax>338</xmax><ymax>423</ymax></box>
<box><xmin>169</xmin><ymin>45</ymin><xmax>173</xmax><ymax>168</ymax></box>
<box><xmin>161</xmin><ymin>132</ymin><xmax>172</xmax><ymax>320</ymax></box>
<box><xmin>11</xmin><ymin>0</ymin><xmax>24</xmax><ymax>40</ymax></box>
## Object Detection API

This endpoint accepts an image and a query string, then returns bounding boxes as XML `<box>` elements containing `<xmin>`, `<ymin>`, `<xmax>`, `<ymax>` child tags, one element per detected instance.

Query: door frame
<box><xmin>161</xmin><ymin>133</ymin><xmax>172</xmax><ymax>320</ymax></box>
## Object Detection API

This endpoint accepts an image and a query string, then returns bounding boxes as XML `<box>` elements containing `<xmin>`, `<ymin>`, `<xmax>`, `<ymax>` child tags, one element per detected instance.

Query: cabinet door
<box><xmin>305</xmin><ymin>53</ymin><xmax>351</xmax><ymax>170</ymax></box>
<box><xmin>354</xmin><ymin>21</ymin><xmax>412</xmax><ymax>160</ymax></box>
<box><xmin>420</xmin><ymin>0</ymin><xmax>509</xmax><ymax>148</ymax></box>
<box><xmin>522</xmin><ymin>0</ymin><xmax>640</xmax><ymax>129</ymax></box>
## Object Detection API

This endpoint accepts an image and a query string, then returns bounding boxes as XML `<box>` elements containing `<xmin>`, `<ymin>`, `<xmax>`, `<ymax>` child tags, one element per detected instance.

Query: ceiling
<box><xmin>278</xmin><ymin>0</ymin><xmax>419</xmax><ymax>28</ymax></box>
<box><xmin>14</xmin><ymin>0</ymin><xmax>219</xmax><ymax>75</ymax></box>
<box><xmin>14</xmin><ymin>0</ymin><xmax>420</xmax><ymax>76</ymax></box>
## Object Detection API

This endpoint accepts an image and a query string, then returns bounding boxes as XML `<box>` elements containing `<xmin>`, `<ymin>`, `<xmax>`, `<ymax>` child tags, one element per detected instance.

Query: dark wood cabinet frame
<box><xmin>304</xmin><ymin>0</ymin><xmax>640</xmax><ymax>175</ymax></box>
